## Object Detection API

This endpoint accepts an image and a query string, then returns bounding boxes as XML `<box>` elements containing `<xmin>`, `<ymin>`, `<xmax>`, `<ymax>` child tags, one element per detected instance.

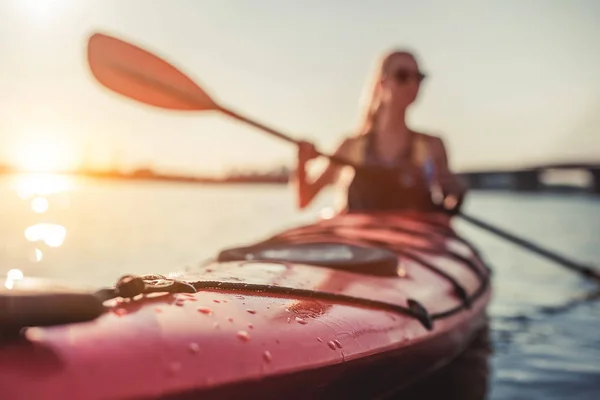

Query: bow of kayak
<box><xmin>0</xmin><ymin>212</ymin><xmax>492</xmax><ymax>400</ymax></box>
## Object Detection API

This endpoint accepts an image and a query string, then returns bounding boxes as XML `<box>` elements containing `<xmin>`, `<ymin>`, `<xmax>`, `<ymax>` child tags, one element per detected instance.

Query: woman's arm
<box><xmin>430</xmin><ymin>137</ymin><xmax>468</xmax><ymax>211</ymax></box>
<box><xmin>294</xmin><ymin>139</ymin><xmax>350</xmax><ymax>209</ymax></box>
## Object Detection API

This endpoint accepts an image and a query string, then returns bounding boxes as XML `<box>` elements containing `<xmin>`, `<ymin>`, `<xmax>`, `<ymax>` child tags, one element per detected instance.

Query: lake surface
<box><xmin>1</xmin><ymin>173</ymin><xmax>599</xmax><ymax>399</ymax></box>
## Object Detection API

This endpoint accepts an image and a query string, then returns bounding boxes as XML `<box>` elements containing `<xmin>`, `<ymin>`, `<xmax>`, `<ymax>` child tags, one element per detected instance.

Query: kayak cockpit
<box><xmin>218</xmin><ymin>242</ymin><xmax>400</xmax><ymax>277</ymax></box>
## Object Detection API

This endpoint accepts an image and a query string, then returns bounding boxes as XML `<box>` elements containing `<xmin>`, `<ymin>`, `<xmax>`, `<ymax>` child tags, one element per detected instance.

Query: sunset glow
<box><xmin>11</xmin><ymin>134</ymin><xmax>79</xmax><ymax>173</ymax></box>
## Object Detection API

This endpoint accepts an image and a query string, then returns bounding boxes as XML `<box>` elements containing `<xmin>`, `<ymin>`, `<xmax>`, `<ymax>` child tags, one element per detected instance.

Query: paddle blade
<box><xmin>87</xmin><ymin>32</ymin><xmax>218</xmax><ymax>111</ymax></box>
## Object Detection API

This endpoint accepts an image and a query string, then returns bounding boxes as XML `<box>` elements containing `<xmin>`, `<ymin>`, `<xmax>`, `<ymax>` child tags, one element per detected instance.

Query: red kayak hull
<box><xmin>0</xmin><ymin>212</ymin><xmax>492</xmax><ymax>399</ymax></box>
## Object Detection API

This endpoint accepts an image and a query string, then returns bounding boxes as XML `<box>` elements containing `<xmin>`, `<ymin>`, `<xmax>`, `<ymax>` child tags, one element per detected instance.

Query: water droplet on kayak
<box><xmin>197</xmin><ymin>307</ymin><xmax>212</xmax><ymax>315</ymax></box>
<box><xmin>327</xmin><ymin>341</ymin><xmax>337</xmax><ymax>350</ymax></box>
<box><xmin>155</xmin><ymin>308</ymin><xmax>163</xmax><ymax>313</ymax></box>
<box><xmin>206</xmin><ymin>268</ymin><xmax>214</xmax><ymax>273</ymax></box>
<box><xmin>317</xmin><ymin>337</ymin><xmax>323</xmax><ymax>343</ymax></box>
<box><xmin>287</xmin><ymin>317</ymin><xmax>292</xmax><ymax>324</ymax></box>
<box><xmin>227</xmin><ymin>317</ymin><xmax>234</xmax><ymax>322</ymax></box>
<box><xmin>295</xmin><ymin>317</ymin><xmax>307</xmax><ymax>325</ymax></box>
<box><xmin>237</xmin><ymin>330</ymin><xmax>251</xmax><ymax>342</ymax></box>
<box><xmin>189</xmin><ymin>342</ymin><xmax>200</xmax><ymax>354</ymax></box>
<box><xmin>248</xmin><ymin>323</ymin><xmax>254</xmax><ymax>329</ymax></box>
<box><xmin>263</xmin><ymin>351</ymin><xmax>272</xmax><ymax>362</ymax></box>
<box><xmin>275</xmin><ymin>339</ymin><xmax>280</xmax><ymax>344</ymax></box>
<box><xmin>176</xmin><ymin>301</ymin><xmax>185</xmax><ymax>307</ymax></box>
<box><xmin>213</xmin><ymin>300</ymin><xmax>221</xmax><ymax>303</ymax></box>
<box><xmin>247</xmin><ymin>309</ymin><xmax>257</xmax><ymax>314</ymax></box>
<box><xmin>213</xmin><ymin>322</ymin><xmax>220</xmax><ymax>329</ymax></box>
<box><xmin>334</xmin><ymin>340</ymin><xmax>342</xmax><ymax>349</ymax></box>
<box><xmin>25</xmin><ymin>327</ymin><xmax>44</xmax><ymax>341</ymax></box>
<box><xmin>168</xmin><ymin>362</ymin><xmax>181</xmax><ymax>375</ymax></box>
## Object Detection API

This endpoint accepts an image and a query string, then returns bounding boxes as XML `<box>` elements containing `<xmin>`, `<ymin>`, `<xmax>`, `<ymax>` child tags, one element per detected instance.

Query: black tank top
<box><xmin>346</xmin><ymin>133</ymin><xmax>435</xmax><ymax>212</ymax></box>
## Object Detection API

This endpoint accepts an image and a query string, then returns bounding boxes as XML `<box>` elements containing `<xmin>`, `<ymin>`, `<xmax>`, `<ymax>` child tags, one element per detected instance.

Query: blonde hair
<box><xmin>356</xmin><ymin>50</ymin><xmax>419</xmax><ymax>136</ymax></box>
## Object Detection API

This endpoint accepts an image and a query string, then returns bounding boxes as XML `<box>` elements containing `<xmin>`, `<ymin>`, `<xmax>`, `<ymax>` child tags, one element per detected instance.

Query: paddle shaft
<box><xmin>221</xmin><ymin>107</ymin><xmax>363</xmax><ymax>170</ymax></box>
<box><xmin>458</xmin><ymin>211</ymin><xmax>600</xmax><ymax>281</ymax></box>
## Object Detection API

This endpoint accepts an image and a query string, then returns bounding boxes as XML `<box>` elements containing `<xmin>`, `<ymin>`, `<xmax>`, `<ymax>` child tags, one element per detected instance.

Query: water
<box><xmin>1</xmin><ymin>173</ymin><xmax>599</xmax><ymax>399</ymax></box>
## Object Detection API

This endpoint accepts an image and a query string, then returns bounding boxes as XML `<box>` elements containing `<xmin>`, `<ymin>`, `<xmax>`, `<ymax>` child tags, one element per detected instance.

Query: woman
<box><xmin>294</xmin><ymin>50</ymin><xmax>466</xmax><ymax>213</ymax></box>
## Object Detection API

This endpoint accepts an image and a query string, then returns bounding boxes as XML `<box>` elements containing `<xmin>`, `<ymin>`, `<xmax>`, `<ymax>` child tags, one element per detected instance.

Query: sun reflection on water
<box><xmin>24</xmin><ymin>223</ymin><xmax>67</xmax><ymax>248</ymax></box>
<box><xmin>31</xmin><ymin>248</ymin><xmax>44</xmax><ymax>263</ymax></box>
<box><xmin>5</xmin><ymin>269</ymin><xmax>24</xmax><ymax>290</ymax></box>
<box><xmin>10</xmin><ymin>173</ymin><xmax>75</xmax><ymax>200</ymax></box>
<box><xmin>5</xmin><ymin>173</ymin><xmax>75</xmax><ymax>278</ymax></box>
<box><xmin>31</xmin><ymin>196</ymin><xmax>49</xmax><ymax>213</ymax></box>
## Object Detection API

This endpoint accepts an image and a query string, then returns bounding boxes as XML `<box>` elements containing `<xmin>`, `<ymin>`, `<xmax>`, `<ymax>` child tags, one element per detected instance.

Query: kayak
<box><xmin>0</xmin><ymin>211</ymin><xmax>491</xmax><ymax>400</ymax></box>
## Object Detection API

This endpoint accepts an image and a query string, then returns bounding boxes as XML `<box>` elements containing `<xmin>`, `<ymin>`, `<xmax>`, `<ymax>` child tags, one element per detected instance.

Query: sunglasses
<box><xmin>392</xmin><ymin>69</ymin><xmax>426</xmax><ymax>84</ymax></box>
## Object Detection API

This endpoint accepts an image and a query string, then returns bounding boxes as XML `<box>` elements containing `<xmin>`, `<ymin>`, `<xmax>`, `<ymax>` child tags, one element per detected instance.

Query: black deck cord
<box><xmin>97</xmin><ymin>274</ymin><xmax>488</xmax><ymax>331</ymax></box>
<box><xmin>347</xmin><ymin>238</ymin><xmax>486</xmax><ymax>309</ymax></box>
<box><xmin>97</xmin><ymin>231</ymin><xmax>491</xmax><ymax>332</ymax></box>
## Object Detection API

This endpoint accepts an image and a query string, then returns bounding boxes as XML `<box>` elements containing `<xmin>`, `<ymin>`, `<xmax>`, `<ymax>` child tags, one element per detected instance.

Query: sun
<box><xmin>11</xmin><ymin>133</ymin><xmax>80</xmax><ymax>173</ymax></box>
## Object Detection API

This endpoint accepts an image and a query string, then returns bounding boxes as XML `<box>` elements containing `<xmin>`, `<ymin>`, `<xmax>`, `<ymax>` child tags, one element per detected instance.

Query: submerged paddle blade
<box><xmin>87</xmin><ymin>32</ymin><xmax>218</xmax><ymax>111</ymax></box>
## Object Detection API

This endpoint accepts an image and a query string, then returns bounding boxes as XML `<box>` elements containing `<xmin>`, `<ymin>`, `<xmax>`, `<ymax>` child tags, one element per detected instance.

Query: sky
<box><xmin>0</xmin><ymin>0</ymin><xmax>599</xmax><ymax>175</ymax></box>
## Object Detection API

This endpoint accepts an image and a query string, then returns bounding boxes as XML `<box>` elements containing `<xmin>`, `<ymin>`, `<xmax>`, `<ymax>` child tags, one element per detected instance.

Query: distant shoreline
<box><xmin>0</xmin><ymin>167</ymin><xmax>290</xmax><ymax>185</ymax></box>
<box><xmin>84</xmin><ymin>170</ymin><xmax>290</xmax><ymax>185</ymax></box>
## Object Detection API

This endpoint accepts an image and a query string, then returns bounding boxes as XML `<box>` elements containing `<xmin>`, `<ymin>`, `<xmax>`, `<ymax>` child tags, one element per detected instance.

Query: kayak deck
<box><xmin>0</xmin><ymin>212</ymin><xmax>492</xmax><ymax>400</ymax></box>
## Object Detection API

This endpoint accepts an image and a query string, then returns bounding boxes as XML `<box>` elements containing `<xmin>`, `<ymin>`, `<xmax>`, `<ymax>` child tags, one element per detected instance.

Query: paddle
<box><xmin>457</xmin><ymin>212</ymin><xmax>600</xmax><ymax>281</ymax></box>
<box><xmin>86</xmin><ymin>32</ymin><xmax>600</xmax><ymax>282</ymax></box>
<box><xmin>86</xmin><ymin>32</ymin><xmax>360</xmax><ymax>170</ymax></box>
